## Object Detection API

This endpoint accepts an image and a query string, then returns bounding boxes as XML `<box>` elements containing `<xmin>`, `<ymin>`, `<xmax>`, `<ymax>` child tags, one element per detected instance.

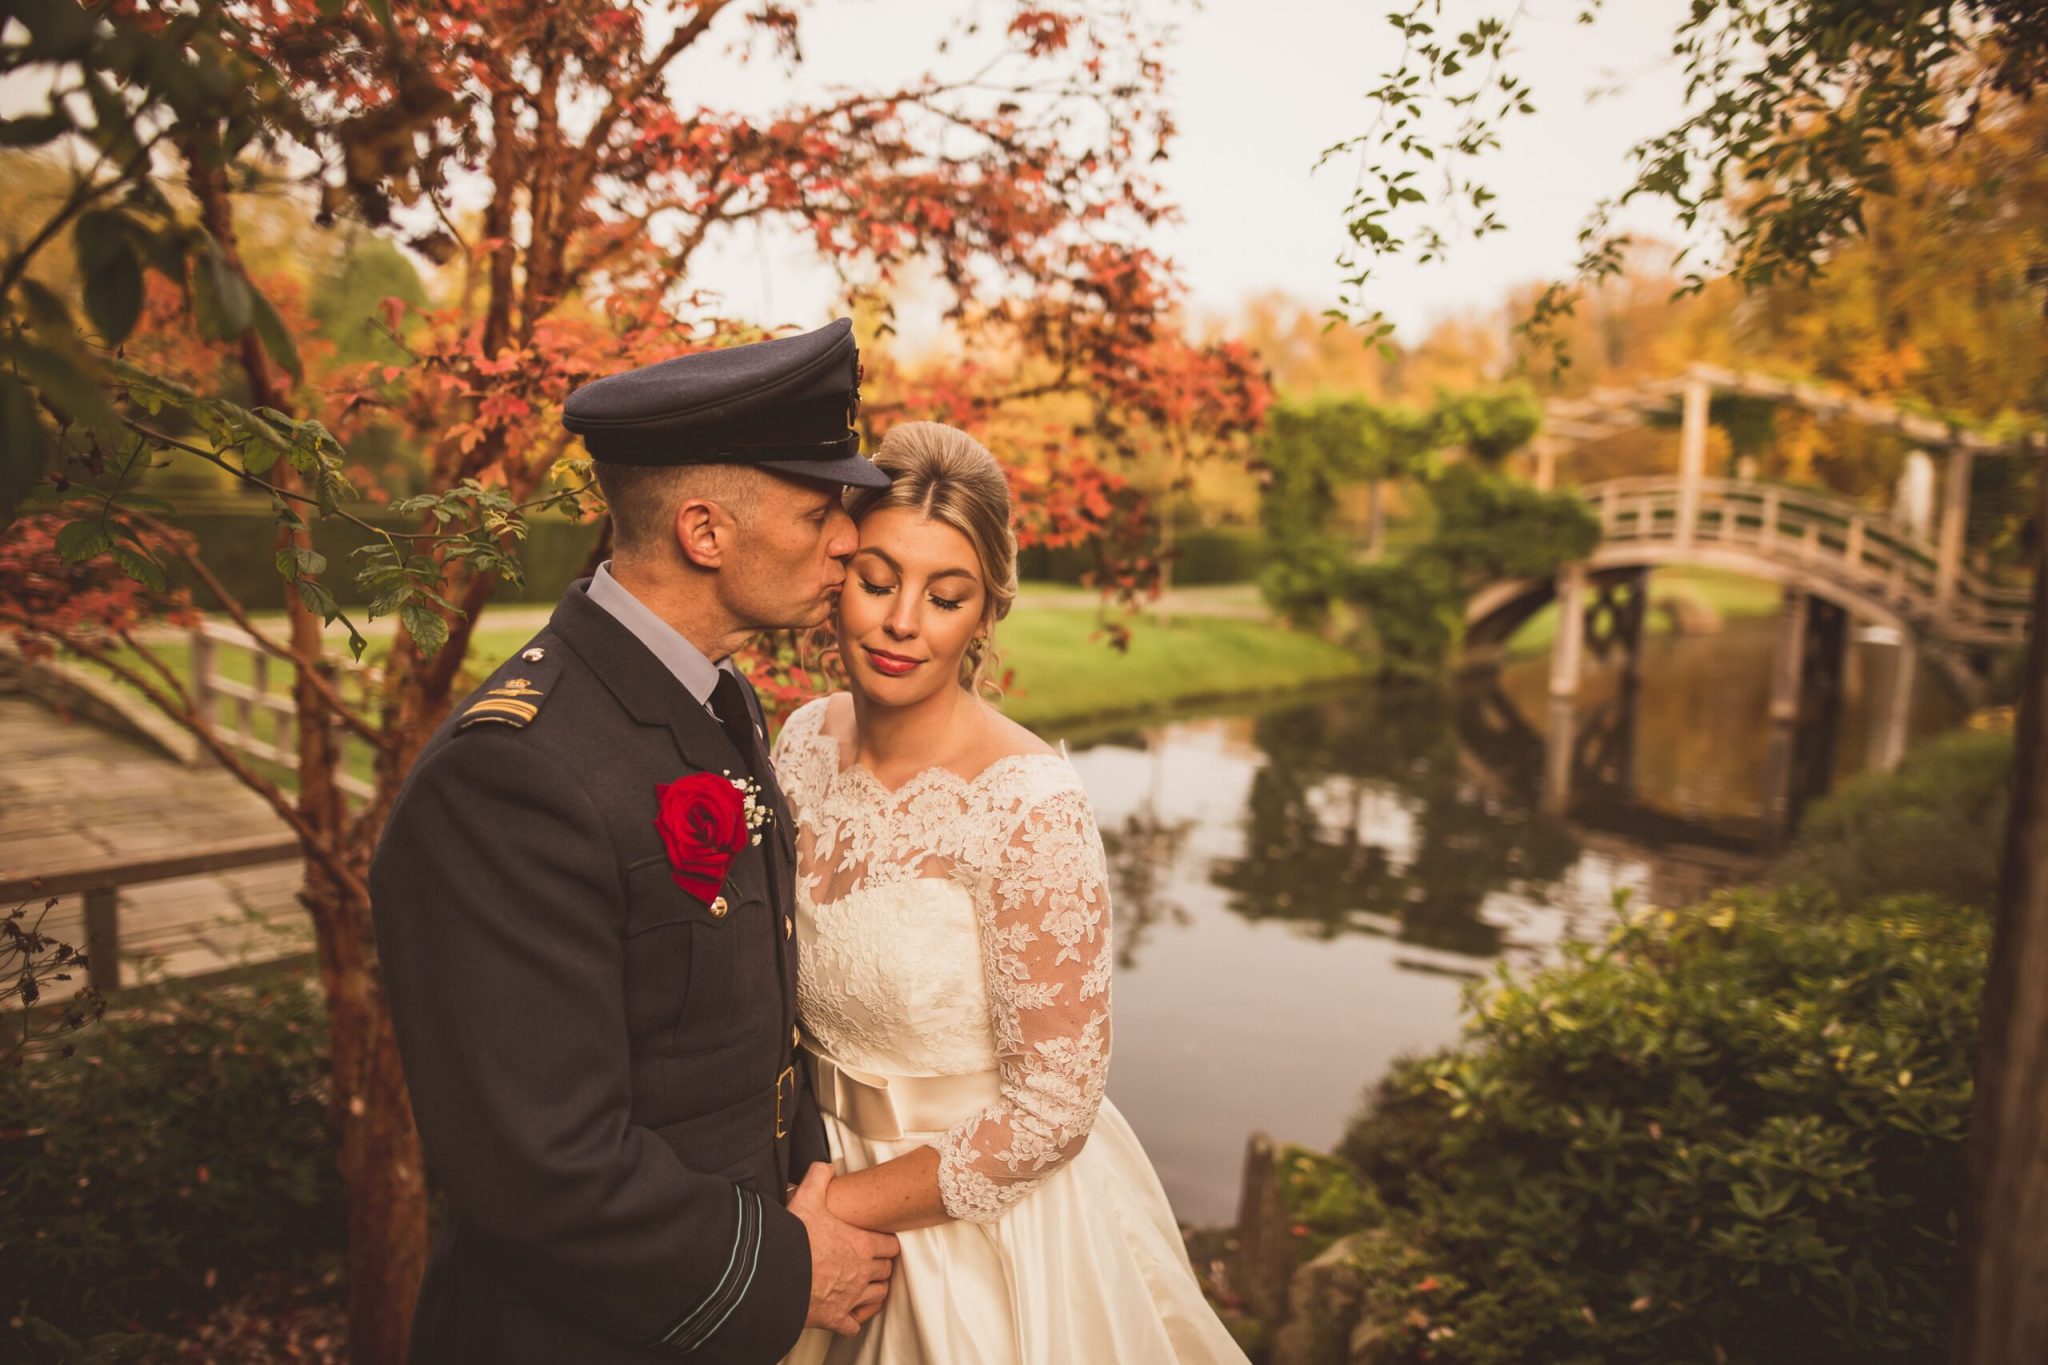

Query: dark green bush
<box><xmin>1773</xmin><ymin>724</ymin><xmax>2013</xmax><ymax>911</ymax></box>
<box><xmin>1333</xmin><ymin>886</ymin><xmax>1983</xmax><ymax>1363</ymax></box>
<box><xmin>160</xmin><ymin>506</ymin><xmax>601</xmax><ymax>612</ymax></box>
<box><xmin>1</xmin><ymin>973</ymin><xmax>341</xmax><ymax>1360</ymax></box>
<box><xmin>1018</xmin><ymin>525</ymin><xmax>1262</xmax><ymax>587</ymax></box>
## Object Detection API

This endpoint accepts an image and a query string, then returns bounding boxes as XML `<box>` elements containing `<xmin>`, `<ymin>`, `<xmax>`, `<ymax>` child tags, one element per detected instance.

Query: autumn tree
<box><xmin>0</xmin><ymin>1</ymin><xmax>1268</xmax><ymax>1357</ymax></box>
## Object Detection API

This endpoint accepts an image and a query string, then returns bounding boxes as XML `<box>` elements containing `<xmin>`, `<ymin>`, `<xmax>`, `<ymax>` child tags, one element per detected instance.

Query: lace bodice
<box><xmin>772</xmin><ymin>696</ymin><xmax>1113</xmax><ymax>1224</ymax></box>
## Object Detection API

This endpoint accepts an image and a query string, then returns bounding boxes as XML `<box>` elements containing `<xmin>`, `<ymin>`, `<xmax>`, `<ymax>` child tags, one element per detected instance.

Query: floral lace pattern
<box><xmin>773</xmin><ymin>697</ymin><xmax>1113</xmax><ymax>1223</ymax></box>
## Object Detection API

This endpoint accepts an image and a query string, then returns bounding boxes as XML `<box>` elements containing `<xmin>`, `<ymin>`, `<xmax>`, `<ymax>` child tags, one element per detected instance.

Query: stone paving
<box><xmin>1</xmin><ymin>692</ymin><xmax>308</xmax><ymax>995</ymax></box>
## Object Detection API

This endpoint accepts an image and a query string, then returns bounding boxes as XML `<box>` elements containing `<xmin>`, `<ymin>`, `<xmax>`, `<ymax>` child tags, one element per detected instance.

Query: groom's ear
<box><xmin>673</xmin><ymin>496</ymin><xmax>732</xmax><ymax>570</ymax></box>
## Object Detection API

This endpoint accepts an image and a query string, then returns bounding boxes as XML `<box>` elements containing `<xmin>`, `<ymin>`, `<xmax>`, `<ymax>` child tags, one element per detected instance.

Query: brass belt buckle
<box><xmin>774</xmin><ymin>1065</ymin><xmax>795</xmax><ymax>1140</ymax></box>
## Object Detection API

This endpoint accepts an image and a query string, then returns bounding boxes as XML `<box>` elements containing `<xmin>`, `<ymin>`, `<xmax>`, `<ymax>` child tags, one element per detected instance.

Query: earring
<box><xmin>967</xmin><ymin>636</ymin><xmax>987</xmax><ymax>662</ymax></box>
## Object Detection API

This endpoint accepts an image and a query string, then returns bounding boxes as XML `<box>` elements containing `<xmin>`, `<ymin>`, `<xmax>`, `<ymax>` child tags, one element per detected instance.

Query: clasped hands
<box><xmin>789</xmin><ymin>1162</ymin><xmax>900</xmax><ymax>1336</ymax></box>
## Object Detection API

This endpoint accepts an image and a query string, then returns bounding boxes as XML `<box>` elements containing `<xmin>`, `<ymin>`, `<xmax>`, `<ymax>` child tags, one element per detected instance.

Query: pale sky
<box><xmin>678</xmin><ymin>0</ymin><xmax>1702</xmax><ymax>343</ymax></box>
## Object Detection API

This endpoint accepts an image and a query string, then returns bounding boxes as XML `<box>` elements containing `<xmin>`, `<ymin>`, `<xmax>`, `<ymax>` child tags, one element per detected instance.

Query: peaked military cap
<box><xmin>562</xmin><ymin>317</ymin><xmax>890</xmax><ymax>488</ymax></box>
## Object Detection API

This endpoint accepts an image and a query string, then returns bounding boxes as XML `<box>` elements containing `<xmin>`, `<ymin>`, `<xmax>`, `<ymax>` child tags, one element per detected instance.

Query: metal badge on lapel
<box><xmin>710</xmin><ymin>895</ymin><xmax>729</xmax><ymax>919</ymax></box>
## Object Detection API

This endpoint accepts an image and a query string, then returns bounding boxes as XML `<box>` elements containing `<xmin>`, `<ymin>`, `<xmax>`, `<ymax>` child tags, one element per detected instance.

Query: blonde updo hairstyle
<box><xmin>844</xmin><ymin>422</ymin><xmax>1018</xmax><ymax>697</ymax></box>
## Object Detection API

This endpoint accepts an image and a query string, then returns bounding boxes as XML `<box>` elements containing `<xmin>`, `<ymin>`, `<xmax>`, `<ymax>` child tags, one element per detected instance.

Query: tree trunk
<box><xmin>1953</xmin><ymin>469</ymin><xmax>2048</xmax><ymax>1362</ymax></box>
<box><xmin>180</xmin><ymin>133</ymin><xmax>430</xmax><ymax>1360</ymax></box>
<box><xmin>308</xmin><ymin>871</ymin><xmax>429</xmax><ymax>1365</ymax></box>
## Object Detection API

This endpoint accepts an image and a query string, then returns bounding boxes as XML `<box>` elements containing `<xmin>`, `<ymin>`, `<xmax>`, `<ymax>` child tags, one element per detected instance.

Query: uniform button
<box><xmin>709</xmin><ymin>896</ymin><xmax>729</xmax><ymax>918</ymax></box>
<box><xmin>792</xmin><ymin>1025</ymin><xmax>801</xmax><ymax>1048</ymax></box>
<box><xmin>783</xmin><ymin>914</ymin><xmax>793</xmax><ymax>939</ymax></box>
<box><xmin>521</xmin><ymin>647</ymin><xmax>546</xmax><ymax>662</ymax></box>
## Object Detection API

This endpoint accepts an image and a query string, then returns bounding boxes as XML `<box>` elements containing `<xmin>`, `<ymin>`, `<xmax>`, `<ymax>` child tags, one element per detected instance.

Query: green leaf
<box><xmin>192</xmin><ymin>239</ymin><xmax>254</xmax><ymax>341</ymax></box>
<box><xmin>247</xmin><ymin>285</ymin><xmax>304</xmax><ymax>383</ymax></box>
<box><xmin>111</xmin><ymin>545</ymin><xmax>166</xmax><ymax>593</ymax></box>
<box><xmin>55</xmin><ymin>519</ymin><xmax>113</xmax><ymax>562</ymax></box>
<box><xmin>0</xmin><ymin>372</ymin><xmax>50</xmax><ymax>528</ymax></box>
<box><xmin>15</xmin><ymin>0</ymin><xmax>96</xmax><ymax>60</ymax></box>
<box><xmin>242</xmin><ymin>439</ymin><xmax>284</xmax><ymax>477</ymax></box>
<box><xmin>274</xmin><ymin>546</ymin><xmax>326</xmax><ymax>582</ymax></box>
<box><xmin>73</xmin><ymin>209</ymin><xmax>128</xmax><ymax>272</ymax></box>
<box><xmin>400</xmin><ymin>600</ymin><xmax>449</xmax><ymax>658</ymax></box>
<box><xmin>15</xmin><ymin>277</ymin><xmax>73</xmax><ymax>330</ymax></box>
<box><xmin>295</xmin><ymin>578</ymin><xmax>339</xmax><ymax>622</ymax></box>
<box><xmin>2</xmin><ymin>337</ymin><xmax>121</xmax><ymax>433</ymax></box>
<box><xmin>82</xmin><ymin>241</ymin><xmax>144</xmax><ymax>345</ymax></box>
<box><xmin>0</xmin><ymin>111</ymin><xmax>73</xmax><ymax>148</ymax></box>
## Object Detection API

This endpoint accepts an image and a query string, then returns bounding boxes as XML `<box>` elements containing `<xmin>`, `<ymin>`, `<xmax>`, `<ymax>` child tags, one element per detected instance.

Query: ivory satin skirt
<box><xmin>780</xmin><ymin>1086</ymin><xmax>1248</xmax><ymax>1365</ymax></box>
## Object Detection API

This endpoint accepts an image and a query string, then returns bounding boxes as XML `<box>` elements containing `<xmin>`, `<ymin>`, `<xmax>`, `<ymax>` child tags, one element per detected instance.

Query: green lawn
<box><xmin>993</xmin><ymin>606</ymin><xmax>1370</xmax><ymax>730</ymax></box>
<box><xmin>1502</xmin><ymin>565</ymin><xmax>1786</xmax><ymax>657</ymax></box>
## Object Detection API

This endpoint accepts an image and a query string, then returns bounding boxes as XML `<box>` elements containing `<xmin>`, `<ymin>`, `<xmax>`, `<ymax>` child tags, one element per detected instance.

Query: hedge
<box><xmin>161</xmin><ymin>505</ymin><xmax>602</xmax><ymax>611</ymax></box>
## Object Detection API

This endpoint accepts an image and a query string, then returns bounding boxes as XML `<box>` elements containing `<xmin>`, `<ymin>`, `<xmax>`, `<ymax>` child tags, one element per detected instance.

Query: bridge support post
<box><xmin>1677</xmin><ymin>374</ymin><xmax>1711</xmax><ymax>548</ymax></box>
<box><xmin>1872</xmin><ymin>635</ymin><xmax>1918</xmax><ymax>774</ymax></box>
<box><xmin>1542</xmin><ymin>697</ymin><xmax>1576</xmax><ymax>817</ymax></box>
<box><xmin>1550</xmin><ymin>562</ymin><xmax>1587</xmax><ymax>699</ymax></box>
<box><xmin>1936</xmin><ymin>446</ymin><xmax>1973</xmax><ymax>617</ymax></box>
<box><xmin>1769</xmin><ymin>587</ymin><xmax>1811</xmax><ymax>724</ymax></box>
<box><xmin>84</xmin><ymin>884</ymin><xmax>121</xmax><ymax>992</ymax></box>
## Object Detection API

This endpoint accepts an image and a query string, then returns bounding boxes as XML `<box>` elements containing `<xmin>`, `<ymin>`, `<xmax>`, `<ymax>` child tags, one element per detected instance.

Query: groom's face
<box><xmin>716</xmin><ymin>471</ymin><xmax>858</xmax><ymax>631</ymax></box>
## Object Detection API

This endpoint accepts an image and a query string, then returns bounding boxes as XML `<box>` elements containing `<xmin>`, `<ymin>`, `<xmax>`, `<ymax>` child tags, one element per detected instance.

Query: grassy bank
<box><xmin>994</xmin><ymin>606</ymin><xmax>1369</xmax><ymax>730</ymax></box>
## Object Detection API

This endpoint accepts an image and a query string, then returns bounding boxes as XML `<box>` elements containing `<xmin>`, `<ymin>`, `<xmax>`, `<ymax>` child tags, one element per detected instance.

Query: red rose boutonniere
<box><xmin>653</xmin><ymin>773</ymin><xmax>749</xmax><ymax>901</ymax></box>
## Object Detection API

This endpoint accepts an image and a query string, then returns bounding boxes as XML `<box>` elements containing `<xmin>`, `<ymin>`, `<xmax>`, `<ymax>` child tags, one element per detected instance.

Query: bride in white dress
<box><xmin>776</xmin><ymin>423</ymin><xmax>1248</xmax><ymax>1365</ymax></box>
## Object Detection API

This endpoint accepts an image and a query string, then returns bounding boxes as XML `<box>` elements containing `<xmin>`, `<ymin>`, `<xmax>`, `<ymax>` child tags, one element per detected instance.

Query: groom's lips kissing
<box><xmin>862</xmin><ymin>645</ymin><xmax>923</xmax><ymax>677</ymax></box>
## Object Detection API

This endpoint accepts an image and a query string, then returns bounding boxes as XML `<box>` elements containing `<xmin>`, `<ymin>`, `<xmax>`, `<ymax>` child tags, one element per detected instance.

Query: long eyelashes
<box><xmin>856</xmin><ymin>578</ymin><xmax>965</xmax><ymax>612</ymax></box>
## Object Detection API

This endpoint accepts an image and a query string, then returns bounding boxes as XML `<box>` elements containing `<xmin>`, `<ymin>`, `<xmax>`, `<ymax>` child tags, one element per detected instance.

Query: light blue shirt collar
<box><xmin>586</xmin><ymin>561</ymin><xmax>734</xmax><ymax>709</ymax></box>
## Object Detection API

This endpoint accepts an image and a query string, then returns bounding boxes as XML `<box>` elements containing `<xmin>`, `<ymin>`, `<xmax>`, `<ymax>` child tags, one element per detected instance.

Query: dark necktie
<box><xmin>709</xmin><ymin>669</ymin><xmax>767</xmax><ymax>781</ymax></box>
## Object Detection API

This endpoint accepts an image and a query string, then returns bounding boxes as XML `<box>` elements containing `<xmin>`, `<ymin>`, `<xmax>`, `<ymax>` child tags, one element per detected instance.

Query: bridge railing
<box><xmin>1582</xmin><ymin>476</ymin><xmax>2029</xmax><ymax>646</ymax></box>
<box><xmin>190</xmin><ymin>622</ymin><xmax>377</xmax><ymax>803</ymax></box>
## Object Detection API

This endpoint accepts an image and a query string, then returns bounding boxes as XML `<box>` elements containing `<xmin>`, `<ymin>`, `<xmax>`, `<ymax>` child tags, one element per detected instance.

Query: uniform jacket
<box><xmin>371</xmin><ymin>578</ymin><xmax>829</xmax><ymax>1365</ymax></box>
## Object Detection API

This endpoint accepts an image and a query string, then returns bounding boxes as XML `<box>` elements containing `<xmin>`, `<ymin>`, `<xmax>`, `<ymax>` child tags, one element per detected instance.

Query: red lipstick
<box><xmin>862</xmin><ymin>645</ymin><xmax>923</xmax><ymax>677</ymax></box>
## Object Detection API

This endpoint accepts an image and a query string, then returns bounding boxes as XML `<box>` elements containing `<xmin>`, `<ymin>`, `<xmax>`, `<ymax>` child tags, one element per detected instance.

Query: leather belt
<box><xmin>800</xmin><ymin>1038</ymin><xmax>1000</xmax><ymax>1140</ymax></box>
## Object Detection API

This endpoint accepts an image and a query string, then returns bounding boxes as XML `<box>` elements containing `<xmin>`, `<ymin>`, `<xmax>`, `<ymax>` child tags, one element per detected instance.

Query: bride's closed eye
<box><xmin>857</xmin><ymin>576</ymin><xmax>967</xmax><ymax>611</ymax></box>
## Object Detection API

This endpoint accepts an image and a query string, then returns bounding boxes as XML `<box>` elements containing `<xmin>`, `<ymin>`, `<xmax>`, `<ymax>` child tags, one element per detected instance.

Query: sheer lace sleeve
<box><xmin>935</xmin><ymin>782</ymin><xmax>1114</xmax><ymax>1223</ymax></box>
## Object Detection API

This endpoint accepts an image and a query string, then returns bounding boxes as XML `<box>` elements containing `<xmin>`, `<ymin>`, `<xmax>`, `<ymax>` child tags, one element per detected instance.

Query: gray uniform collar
<box><xmin>586</xmin><ymin>561</ymin><xmax>735</xmax><ymax>708</ymax></box>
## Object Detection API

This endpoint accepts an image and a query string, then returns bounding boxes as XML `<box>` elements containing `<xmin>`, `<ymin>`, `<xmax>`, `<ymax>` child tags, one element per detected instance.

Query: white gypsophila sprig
<box><xmin>724</xmin><ymin>770</ymin><xmax>772</xmax><ymax>846</ymax></box>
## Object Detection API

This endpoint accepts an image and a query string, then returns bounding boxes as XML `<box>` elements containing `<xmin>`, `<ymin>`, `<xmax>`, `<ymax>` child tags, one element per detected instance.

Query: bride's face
<box><xmin>837</xmin><ymin>506</ymin><xmax>988</xmax><ymax>707</ymax></box>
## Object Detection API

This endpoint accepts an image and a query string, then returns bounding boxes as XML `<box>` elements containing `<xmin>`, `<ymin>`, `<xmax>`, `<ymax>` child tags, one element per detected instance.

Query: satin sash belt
<box><xmin>801</xmin><ymin>1040</ymin><xmax>1001</xmax><ymax>1141</ymax></box>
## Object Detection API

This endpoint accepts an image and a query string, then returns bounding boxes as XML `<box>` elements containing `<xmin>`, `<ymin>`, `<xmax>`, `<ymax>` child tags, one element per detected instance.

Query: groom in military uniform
<box><xmin>372</xmin><ymin>319</ymin><xmax>899</xmax><ymax>1364</ymax></box>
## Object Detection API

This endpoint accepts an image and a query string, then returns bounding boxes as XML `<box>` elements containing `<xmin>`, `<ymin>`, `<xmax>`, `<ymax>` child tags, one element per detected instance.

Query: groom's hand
<box><xmin>790</xmin><ymin>1162</ymin><xmax>899</xmax><ymax>1335</ymax></box>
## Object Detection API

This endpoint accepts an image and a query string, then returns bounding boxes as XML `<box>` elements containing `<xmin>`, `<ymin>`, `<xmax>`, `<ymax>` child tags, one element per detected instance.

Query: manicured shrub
<box><xmin>1</xmin><ymin>973</ymin><xmax>341</xmax><ymax>1360</ymax></box>
<box><xmin>1773</xmin><ymin>724</ymin><xmax>2012</xmax><ymax>912</ymax></box>
<box><xmin>1331</xmin><ymin>886</ymin><xmax>1983</xmax><ymax>1363</ymax></box>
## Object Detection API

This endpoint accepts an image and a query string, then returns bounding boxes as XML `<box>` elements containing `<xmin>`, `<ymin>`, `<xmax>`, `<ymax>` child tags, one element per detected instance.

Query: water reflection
<box><xmin>1059</xmin><ymin>615</ymin><xmax>1963</xmax><ymax>1224</ymax></box>
<box><xmin>1206</xmin><ymin>690</ymin><xmax>1581</xmax><ymax>958</ymax></box>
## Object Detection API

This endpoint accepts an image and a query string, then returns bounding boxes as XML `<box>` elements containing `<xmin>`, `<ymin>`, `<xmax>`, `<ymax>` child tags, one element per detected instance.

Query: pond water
<box><xmin>1057</xmin><ymin>616</ymin><xmax>1965</xmax><ymax>1225</ymax></box>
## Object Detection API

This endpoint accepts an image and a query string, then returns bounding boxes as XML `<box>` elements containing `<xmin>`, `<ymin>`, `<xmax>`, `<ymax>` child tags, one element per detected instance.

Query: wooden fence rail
<box><xmin>0</xmin><ymin>833</ymin><xmax>302</xmax><ymax>992</ymax></box>
<box><xmin>190</xmin><ymin>621</ymin><xmax>376</xmax><ymax>803</ymax></box>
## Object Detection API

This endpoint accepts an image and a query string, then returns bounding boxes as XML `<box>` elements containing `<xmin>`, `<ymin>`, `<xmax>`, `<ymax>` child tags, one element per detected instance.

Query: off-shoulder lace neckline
<box><xmin>790</xmin><ymin>696</ymin><xmax>1071</xmax><ymax>802</ymax></box>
